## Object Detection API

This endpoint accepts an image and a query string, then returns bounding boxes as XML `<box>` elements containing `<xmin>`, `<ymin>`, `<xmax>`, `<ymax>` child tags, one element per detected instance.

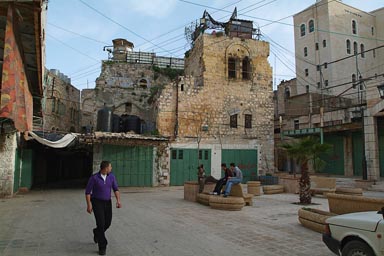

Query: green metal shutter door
<box><xmin>20</xmin><ymin>149</ymin><xmax>33</xmax><ymax>189</ymax></box>
<box><xmin>103</xmin><ymin>145</ymin><xmax>153</xmax><ymax>186</ymax></box>
<box><xmin>170</xmin><ymin>149</ymin><xmax>211</xmax><ymax>186</ymax></box>
<box><xmin>352</xmin><ymin>132</ymin><xmax>364</xmax><ymax>176</ymax></box>
<box><xmin>322</xmin><ymin>134</ymin><xmax>344</xmax><ymax>175</ymax></box>
<box><xmin>221</xmin><ymin>149</ymin><xmax>258</xmax><ymax>182</ymax></box>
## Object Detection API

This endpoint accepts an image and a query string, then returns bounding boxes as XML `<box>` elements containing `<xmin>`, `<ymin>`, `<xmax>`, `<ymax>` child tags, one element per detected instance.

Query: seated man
<box><xmin>211</xmin><ymin>163</ymin><xmax>233</xmax><ymax>195</ymax></box>
<box><xmin>223</xmin><ymin>163</ymin><xmax>243</xmax><ymax>197</ymax></box>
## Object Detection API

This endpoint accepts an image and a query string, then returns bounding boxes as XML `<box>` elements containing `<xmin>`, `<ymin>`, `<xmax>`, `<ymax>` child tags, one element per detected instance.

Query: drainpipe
<box><xmin>174</xmin><ymin>79</ymin><xmax>179</xmax><ymax>139</ymax></box>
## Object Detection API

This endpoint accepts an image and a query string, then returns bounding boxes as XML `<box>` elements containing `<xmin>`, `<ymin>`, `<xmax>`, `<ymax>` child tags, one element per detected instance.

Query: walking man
<box><xmin>223</xmin><ymin>163</ymin><xmax>243</xmax><ymax>197</ymax></box>
<box><xmin>85</xmin><ymin>161</ymin><xmax>121</xmax><ymax>255</ymax></box>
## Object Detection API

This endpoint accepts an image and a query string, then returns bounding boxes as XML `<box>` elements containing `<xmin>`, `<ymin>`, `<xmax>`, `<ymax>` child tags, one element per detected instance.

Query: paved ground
<box><xmin>1</xmin><ymin>187</ymin><xmax>383</xmax><ymax>256</ymax></box>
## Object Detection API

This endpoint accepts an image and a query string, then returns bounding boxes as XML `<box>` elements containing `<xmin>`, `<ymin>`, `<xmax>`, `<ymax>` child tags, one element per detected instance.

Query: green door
<box><xmin>352</xmin><ymin>132</ymin><xmax>364</xmax><ymax>176</ymax></box>
<box><xmin>103</xmin><ymin>144</ymin><xmax>153</xmax><ymax>186</ymax></box>
<box><xmin>170</xmin><ymin>148</ymin><xmax>211</xmax><ymax>186</ymax></box>
<box><xmin>322</xmin><ymin>134</ymin><xmax>344</xmax><ymax>175</ymax></box>
<box><xmin>221</xmin><ymin>149</ymin><xmax>258</xmax><ymax>183</ymax></box>
<box><xmin>20</xmin><ymin>149</ymin><xmax>33</xmax><ymax>189</ymax></box>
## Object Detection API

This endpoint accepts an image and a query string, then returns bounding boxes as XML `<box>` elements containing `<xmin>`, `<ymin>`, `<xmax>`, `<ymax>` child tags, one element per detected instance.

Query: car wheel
<box><xmin>342</xmin><ymin>240</ymin><xmax>375</xmax><ymax>256</ymax></box>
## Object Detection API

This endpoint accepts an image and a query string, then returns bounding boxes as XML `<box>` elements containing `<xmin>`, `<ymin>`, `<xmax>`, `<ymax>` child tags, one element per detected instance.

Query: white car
<box><xmin>323</xmin><ymin>211</ymin><xmax>384</xmax><ymax>256</ymax></box>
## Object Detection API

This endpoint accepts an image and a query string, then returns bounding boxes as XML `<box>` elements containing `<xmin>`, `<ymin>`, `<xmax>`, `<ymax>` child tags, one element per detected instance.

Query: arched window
<box><xmin>228</xmin><ymin>57</ymin><xmax>236</xmax><ymax>78</ymax></box>
<box><xmin>242</xmin><ymin>57</ymin><xmax>251</xmax><ymax>80</ymax></box>
<box><xmin>346</xmin><ymin>40</ymin><xmax>351</xmax><ymax>54</ymax></box>
<box><xmin>139</xmin><ymin>78</ymin><xmax>148</xmax><ymax>88</ymax></box>
<box><xmin>353</xmin><ymin>42</ymin><xmax>358</xmax><ymax>55</ymax></box>
<box><xmin>352</xmin><ymin>20</ymin><xmax>357</xmax><ymax>34</ymax></box>
<box><xmin>360</xmin><ymin>44</ymin><xmax>365</xmax><ymax>58</ymax></box>
<box><xmin>300</xmin><ymin>24</ymin><xmax>306</xmax><ymax>37</ymax></box>
<box><xmin>284</xmin><ymin>87</ymin><xmax>290</xmax><ymax>99</ymax></box>
<box><xmin>308</xmin><ymin>20</ymin><xmax>314</xmax><ymax>33</ymax></box>
<box><xmin>304</xmin><ymin>47</ymin><xmax>308</xmax><ymax>57</ymax></box>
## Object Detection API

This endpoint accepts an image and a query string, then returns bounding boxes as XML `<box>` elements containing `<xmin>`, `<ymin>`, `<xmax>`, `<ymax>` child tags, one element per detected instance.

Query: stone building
<box><xmin>0</xmin><ymin>1</ymin><xmax>46</xmax><ymax>197</ymax></box>
<box><xmin>157</xmin><ymin>11</ymin><xmax>274</xmax><ymax>185</ymax></box>
<box><xmin>40</xmin><ymin>69</ymin><xmax>81</xmax><ymax>133</ymax></box>
<box><xmin>80</xmin><ymin>39</ymin><xmax>184</xmax><ymax>187</ymax></box>
<box><xmin>275</xmin><ymin>0</ymin><xmax>384</xmax><ymax>181</ymax></box>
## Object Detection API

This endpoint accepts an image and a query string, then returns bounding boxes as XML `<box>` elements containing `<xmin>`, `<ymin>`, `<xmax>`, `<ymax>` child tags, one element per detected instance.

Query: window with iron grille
<box><xmin>230</xmin><ymin>114</ymin><xmax>238</xmax><ymax>128</ymax></box>
<box><xmin>242</xmin><ymin>57</ymin><xmax>251</xmax><ymax>80</ymax></box>
<box><xmin>228</xmin><ymin>57</ymin><xmax>236</xmax><ymax>78</ymax></box>
<box><xmin>245</xmin><ymin>114</ymin><xmax>252</xmax><ymax>128</ymax></box>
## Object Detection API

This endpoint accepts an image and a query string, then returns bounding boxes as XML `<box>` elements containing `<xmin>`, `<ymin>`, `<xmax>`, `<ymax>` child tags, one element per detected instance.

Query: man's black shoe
<box><xmin>98</xmin><ymin>249</ymin><xmax>106</xmax><ymax>255</ymax></box>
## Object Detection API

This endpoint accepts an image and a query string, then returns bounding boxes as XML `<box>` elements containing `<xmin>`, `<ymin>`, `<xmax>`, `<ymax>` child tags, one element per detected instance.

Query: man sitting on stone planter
<box><xmin>223</xmin><ymin>163</ymin><xmax>243</xmax><ymax>197</ymax></box>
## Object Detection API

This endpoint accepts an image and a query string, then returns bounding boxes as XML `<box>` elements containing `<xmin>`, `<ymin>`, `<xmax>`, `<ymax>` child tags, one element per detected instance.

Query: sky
<box><xmin>45</xmin><ymin>0</ymin><xmax>384</xmax><ymax>91</ymax></box>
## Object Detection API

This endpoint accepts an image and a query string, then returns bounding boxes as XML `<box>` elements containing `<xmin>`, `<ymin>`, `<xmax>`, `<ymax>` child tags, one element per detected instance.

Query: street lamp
<box><xmin>377</xmin><ymin>84</ymin><xmax>384</xmax><ymax>99</ymax></box>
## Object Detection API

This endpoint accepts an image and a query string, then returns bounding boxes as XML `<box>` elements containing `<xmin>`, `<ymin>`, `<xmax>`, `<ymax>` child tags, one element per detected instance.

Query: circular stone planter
<box><xmin>196</xmin><ymin>193</ymin><xmax>212</xmax><ymax>206</ymax></box>
<box><xmin>298</xmin><ymin>208</ymin><xmax>337</xmax><ymax>233</ymax></box>
<box><xmin>209</xmin><ymin>196</ymin><xmax>245</xmax><ymax>211</ymax></box>
<box><xmin>247</xmin><ymin>181</ymin><xmax>261</xmax><ymax>196</ymax></box>
<box><xmin>335</xmin><ymin>187</ymin><xmax>363</xmax><ymax>196</ymax></box>
<box><xmin>263</xmin><ymin>185</ymin><xmax>284</xmax><ymax>194</ymax></box>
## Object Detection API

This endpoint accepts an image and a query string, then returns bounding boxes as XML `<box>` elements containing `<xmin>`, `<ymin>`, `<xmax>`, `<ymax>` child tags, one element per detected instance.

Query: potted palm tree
<box><xmin>281</xmin><ymin>136</ymin><xmax>332</xmax><ymax>204</ymax></box>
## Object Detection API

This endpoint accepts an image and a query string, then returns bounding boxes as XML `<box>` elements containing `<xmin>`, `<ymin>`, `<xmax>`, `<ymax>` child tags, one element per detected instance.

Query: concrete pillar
<box><xmin>0</xmin><ymin>132</ymin><xmax>17</xmax><ymax>197</ymax></box>
<box><xmin>364</xmin><ymin>115</ymin><xmax>380</xmax><ymax>181</ymax></box>
<box><xmin>344</xmin><ymin>134</ymin><xmax>354</xmax><ymax>176</ymax></box>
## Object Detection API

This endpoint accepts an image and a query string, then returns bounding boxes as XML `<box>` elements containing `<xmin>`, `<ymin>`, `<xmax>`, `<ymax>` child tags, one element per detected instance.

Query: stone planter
<box><xmin>184</xmin><ymin>181</ymin><xmax>199</xmax><ymax>202</ymax></box>
<box><xmin>354</xmin><ymin>179</ymin><xmax>375</xmax><ymax>189</ymax></box>
<box><xmin>263</xmin><ymin>185</ymin><xmax>284</xmax><ymax>194</ymax></box>
<box><xmin>209</xmin><ymin>196</ymin><xmax>245</xmax><ymax>211</ymax></box>
<box><xmin>298</xmin><ymin>208</ymin><xmax>337</xmax><ymax>233</ymax></box>
<box><xmin>327</xmin><ymin>193</ymin><xmax>384</xmax><ymax>214</ymax></box>
<box><xmin>247</xmin><ymin>181</ymin><xmax>261</xmax><ymax>196</ymax></box>
<box><xmin>279</xmin><ymin>176</ymin><xmax>299</xmax><ymax>194</ymax></box>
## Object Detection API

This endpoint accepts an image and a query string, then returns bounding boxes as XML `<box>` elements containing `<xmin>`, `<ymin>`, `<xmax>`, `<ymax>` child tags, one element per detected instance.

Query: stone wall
<box><xmin>0</xmin><ymin>132</ymin><xmax>17</xmax><ymax>197</ymax></box>
<box><xmin>43</xmin><ymin>70</ymin><xmax>81</xmax><ymax>132</ymax></box>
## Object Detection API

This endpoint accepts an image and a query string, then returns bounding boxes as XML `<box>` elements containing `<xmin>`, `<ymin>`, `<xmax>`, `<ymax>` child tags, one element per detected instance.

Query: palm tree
<box><xmin>281</xmin><ymin>136</ymin><xmax>332</xmax><ymax>204</ymax></box>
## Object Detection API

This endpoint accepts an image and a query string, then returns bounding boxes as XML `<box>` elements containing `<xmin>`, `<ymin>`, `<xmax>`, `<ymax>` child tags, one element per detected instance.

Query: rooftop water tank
<box><xmin>96</xmin><ymin>106</ymin><xmax>112</xmax><ymax>132</ymax></box>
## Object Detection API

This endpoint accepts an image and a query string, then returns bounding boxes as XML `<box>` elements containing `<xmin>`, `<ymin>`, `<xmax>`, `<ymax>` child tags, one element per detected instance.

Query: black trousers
<box><xmin>213</xmin><ymin>178</ymin><xmax>227</xmax><ymax>194</ymax></box>
<box><xmin>91</xmin><ymin>198</ymin><xmax>112</xmax><ymax>250</ymax></box>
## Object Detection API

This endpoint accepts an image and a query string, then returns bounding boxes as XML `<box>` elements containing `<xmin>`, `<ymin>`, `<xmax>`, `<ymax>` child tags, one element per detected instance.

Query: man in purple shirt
<box><xmin>85</xmin><ymin>161</ymin><xmax>121</xmax><ymax>255</ymax></box>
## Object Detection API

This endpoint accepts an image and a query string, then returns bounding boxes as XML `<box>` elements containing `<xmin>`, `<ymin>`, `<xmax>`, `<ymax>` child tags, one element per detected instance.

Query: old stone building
<box><xmin>275</xmin><ymin>0</ymin><xmax>384</xmax><ymax>182</ymax></box>
<box><xmin>157</xmin><ymin>11</ymin><xmax>274</xmax><ymax>185</ymax></box>
<box><xmin>40</xmin><ymin>69</ymin><xmax>81</xmax><ymax>133</ymax></box>
<box><xmin>0</xmin><ymin>1</ymin><xmax>46</xmax><ymax>196</ymax></box>
<box><xmin>80</xmin><ymin>39</ymin><xmax>184</xmax><ymax>187</ymax></box>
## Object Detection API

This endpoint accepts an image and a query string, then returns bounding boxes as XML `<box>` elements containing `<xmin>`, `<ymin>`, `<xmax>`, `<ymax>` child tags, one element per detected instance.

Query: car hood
<box><xmin>326</xmin><ymin>211</ymin><xmax>382</xmax><ymax>231</ymax></box>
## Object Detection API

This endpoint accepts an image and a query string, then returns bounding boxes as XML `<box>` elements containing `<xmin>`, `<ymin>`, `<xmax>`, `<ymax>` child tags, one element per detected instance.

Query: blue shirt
<box><xmin>85</xmin><ymin>172</ymin><xmax>119</xmax><ymax>201</ymax></box>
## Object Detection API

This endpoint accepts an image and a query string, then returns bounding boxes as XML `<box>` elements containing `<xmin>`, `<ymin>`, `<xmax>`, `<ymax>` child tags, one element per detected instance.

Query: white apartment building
<box><xmin>278</xmin><ymin>0</ymin><xmax>384</xmax><ymax>181</ymax></box>
<box><xmin>294</xmin><ymin>0</ymin><xmax>384</xmax><ymax>98</ymax></box>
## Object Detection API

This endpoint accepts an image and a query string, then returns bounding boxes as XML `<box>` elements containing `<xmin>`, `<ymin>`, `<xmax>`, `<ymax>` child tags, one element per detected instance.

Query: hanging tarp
<box><xmin>28</xmin><ymin>131</ymin><xmax>77</xmax><ymax>148</ymax></box>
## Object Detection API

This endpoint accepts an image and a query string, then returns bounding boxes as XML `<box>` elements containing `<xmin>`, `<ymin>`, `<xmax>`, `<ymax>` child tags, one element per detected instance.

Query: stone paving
<box><xmin>1</xmin><ymin>187</ymin><xmax>383</xmax><ymax>256</ymax></box>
